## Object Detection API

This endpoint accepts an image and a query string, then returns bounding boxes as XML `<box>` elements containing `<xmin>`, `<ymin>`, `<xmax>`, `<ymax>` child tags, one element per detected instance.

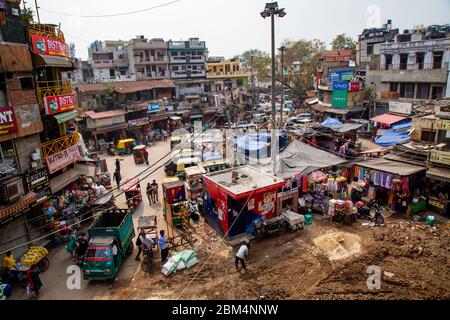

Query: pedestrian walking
<box><xmin>144</xmin><ymin>149</ymin><xmax>149</xmax><ymax>166</ymax></box>
<box><xmin>146</xmin><ymin>183</ymin><xmax>153</xmax><ymax>205</ymax></box>
<box><xmin>113</xmin><ymin>170</ymin><xmax>121</xmax><ymax>189</ymax></box>
<box><xmin>235</xmin><ymin>240</ymin><xmax>250</xmax><ymax>271</ymax></box>
<box><xmin>151</xmin><ymin>180</ymin><xmax>159</xmax><ymax>203</ymax></box>
<box><xmin>135</xmin><ymin>229</ymin><xmax>145</xmax><ymax>261</ymax></box>
<box><xmin>26</xmin><ymin>265</ymin><xmax>42</xmax><ymax>297</ymax></box>
<box><xmin>65</xmin><ymin>230</ymin><xmax>78</xmax><ymax>261</ymax></box>
<box><xmin>158</xmin><ymin>230</ymin><xmax>170</xmax><ymax>262</ymax></box>
<box><xmin>115</xmin><ymin>158</ymin><xmax>121</xmax><ymax>173</ymax></box>
<box><xmin>163</xmin><ymin>130</ymin><xmax>169</xmax><ymax>142</ymax></box>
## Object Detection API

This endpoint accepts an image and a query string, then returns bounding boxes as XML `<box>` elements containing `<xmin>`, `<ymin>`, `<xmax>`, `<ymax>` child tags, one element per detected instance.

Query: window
<box><xmin>421</xmin><ymin>129</ymin><xmax>437</xmax><ymax>143</ymax></box>
<box><xmin>172</xmin><ymin>66</ymin><xmax>179</xmax><ymax>71</ymax></box>
<box><xmin>399</xmin><ymin>83</ymin><xmax>414</xmax><ymax>98</ymax></box>
<box><xmin>109</xmin><ymin>69</ymin><xmax>115</xmax><ymax>77</ymax></box>
<box><xmin>433</xmin><ymin>51</ymin><xmax>443</xmax><ymax>69</ymax></box>
<box><xmin>431</xmin><ymin>86</ymin><xmax>444</xmax><ymax>99</ymax></box>
<box><xmin>416</xmin><ymin>52</ymin><xmax>425</xmax><ymax>70</ymax></box>
<box><xmin>385</xmin><ymin>54</ymin><xmax>393</xmax><ymax>70</ymax></box>
<box><xmin>400</xmin><ymin>54</ymin><xmax>408</xmax><ymax>70</ymax></box>
<box><xmin>389</xmin><ymin>82</ymin><xmax>398</xmax><ymax>93</ymax></box>
<box><xmin>19</xmin><ymin>77</ymin><xmax>34</xmax><ymax>90</ymax></box>
<box><xmin>367</xmin><ymin>43</ymin><xmax>374</xmax><ymax>55</ymax></box>
<box><xmin>0</xmin><ymin>141</ymin><xmax>18</xmax><ymax>177</ymax></box>
<box><xmin>416</xmin><ymin>84</ymin><xmax>430</xmax><ymax>99</ymax></box>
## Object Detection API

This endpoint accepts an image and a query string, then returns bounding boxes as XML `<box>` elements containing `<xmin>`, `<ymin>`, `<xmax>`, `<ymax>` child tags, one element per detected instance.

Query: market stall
<box><xmin>425</xmin><ymin>166</ymin><xmax>450</xmax><ymax>217</ymax></box>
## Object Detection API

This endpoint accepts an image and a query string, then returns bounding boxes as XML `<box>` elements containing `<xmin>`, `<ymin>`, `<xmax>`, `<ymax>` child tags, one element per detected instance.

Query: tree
<box><xmin>21</xmin><ymin>8</ymin><xmax>34</xmax><ymax>25</ymax></box>
<box><xmin>104</xmin><ymin>83</ymin><xmax>118</xmax><ymax>109</ymax></box>
<box><xmin>331</xmin><ymin>33</ymin><xmax>356</xmax><ymax>53</ymax></box>
<box><xmin>278</xmin><ymin>39</ymin><xmax>326</xmax><ymax>96</ymax></box>
<box><xmin>240</xmin><ymin>49</ymin><xmax>271</xmax><ymax>82</ymax></box>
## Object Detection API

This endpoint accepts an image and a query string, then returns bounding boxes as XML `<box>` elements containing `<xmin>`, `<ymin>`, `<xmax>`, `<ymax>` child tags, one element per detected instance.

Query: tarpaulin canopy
<box><xmin>265</xmin><ymin>140</ymin><xmax>347</xmax><ymax>179</ymax></box>
<box><xmin>321</xmin><ymin>117</ymin><xmax>343</xmax><ymax>128</ymax></box>
<box><xmin>356</xmin><ymin>159</ymin><xmax>425</xmax><ymax>176</ymax></box>
<box><xmin>333</xmin><ymin>123</ymin><xmax>364</xmax><ymax>133</ymax></box>
<box><xmin>391</xmin><ymin>121</ymin><xmax>412</xmax><ymax>131</ymax></box>
<box><xmin>235</xmin><ymin>134</ymin><xmax>270</xmax><ymax>152</ymax></box>
<box><xmin>370</xmin><ymin>114</ymin><xmax>407</xmax><ymax>126</ymax></box>
<box><xmin>375</xmin><ymin>130</ymin><xmax>410</xmax><ymax>147</ymax></box>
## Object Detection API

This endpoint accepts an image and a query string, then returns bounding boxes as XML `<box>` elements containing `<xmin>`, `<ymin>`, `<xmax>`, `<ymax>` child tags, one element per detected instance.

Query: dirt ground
<box><xmin>110</xmin><ymin>214</ymin><xmax>450</xmax><ymax>301</ymax></box>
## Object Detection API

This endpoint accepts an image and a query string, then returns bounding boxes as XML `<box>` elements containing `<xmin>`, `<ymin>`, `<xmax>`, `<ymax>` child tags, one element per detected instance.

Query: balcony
<box><xmin>41</xmin><ymin>130</ymin><xmax>79</xmax><ymax>159</ymax></box>
<box><xmin>171</xmin><ymin>70</ymin><xmax>206</xmax><ymax>79</ymax></box>
<box><xmin>367</xmin><ymin>62</ymin><xmax>449</xmax><ymax>84</ymax></box>
<box><xmin>27</xmin><ymin>23</ymin><xmax>65</xmax><ymax>43</ymax></box>
<box><xmin>92</xmin><ymin>60</ymin><xmax>117</xmax><ymax>68</ymax></box>
<box><xmin>36</xmin><ymin>80</ymin><xmax>73</xmax><ymax>106</ymax></box>
<box><xmin>207</xmin><ymin>71</ymin><xmax>249</xmax><ymax>79</ymax></box>
<box><xmin>170</xmin><ymin>56</ymin><xmax>206</xmax><ymax>64</ymax></box>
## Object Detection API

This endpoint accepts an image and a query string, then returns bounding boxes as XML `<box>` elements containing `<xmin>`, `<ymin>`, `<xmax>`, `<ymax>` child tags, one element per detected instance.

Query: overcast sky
<box><xmin>35</xmin><ymin>0</ymin><xmax>450</xmax><ymax>60</ymax></box>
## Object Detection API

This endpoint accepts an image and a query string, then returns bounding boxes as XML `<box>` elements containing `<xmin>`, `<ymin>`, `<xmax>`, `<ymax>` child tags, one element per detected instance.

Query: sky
<box><xmin>34</xmin><ymin>0</ymin><xmax>450</xmax><ymax>60</ymax></box>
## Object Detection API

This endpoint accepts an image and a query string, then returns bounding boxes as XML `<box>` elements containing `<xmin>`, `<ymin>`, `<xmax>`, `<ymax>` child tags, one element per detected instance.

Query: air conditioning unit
<box><xmin>0</xmin><ymin>176</ymin><xmax>25</xmax><ymax>204</ymax></box>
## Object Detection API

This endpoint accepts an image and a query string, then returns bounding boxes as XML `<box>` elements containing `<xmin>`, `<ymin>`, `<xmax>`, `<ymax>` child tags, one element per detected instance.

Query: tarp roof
<box><xmin>370</xmin><ymin>114</ymin><xmax>407</xmax><ymax>126</ymax></box>
<box><xmin>271</xmin><ymin>140</ymin><xmax>347</xmax><ymax>179</ymax></box>
<box><xmin>321</xmin><ymin>117</ymin><xmax>343</xmax><ymax>128</ymax></box>
<box><xmin>375</xmin><ymin>130</ymin><xmax>411</xmax><ymax>147</ymax></box>
<box><xmin>333</xmin><ymin>123</ymin><xmax>364</xmax><ymax>133</ymax></box>
<box><xmin>85</xmin><ymin>110</ymin><xmax>125</xmax><ymax>120</ymax></box>
<box><xmin>356</xmin><ymin>159</ymin><xmax>425</xmax><ymax>176</ymax></box>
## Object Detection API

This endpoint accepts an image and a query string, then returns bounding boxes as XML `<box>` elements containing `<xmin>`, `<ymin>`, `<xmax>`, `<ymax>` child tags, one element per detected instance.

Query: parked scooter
<box><xmin>106</xmin><ymin>143</ymin><xmax>116</xmax><ymax>156</ymax></box>
<box><xmin>188</xmin><ymin>199</ymin><xmax>200</xmax><ymax>222</ymax></box>
<box><xmin>356</xmin><ymin>200</ymin><xmax>384</xmax><ymax>224</ymax></box>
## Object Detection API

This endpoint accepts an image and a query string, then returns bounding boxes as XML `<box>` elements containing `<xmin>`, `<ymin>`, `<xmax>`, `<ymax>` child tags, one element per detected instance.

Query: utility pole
<box><xmin>279</xmin><ymin>46</ymin><xmax>286</xmax><ymax>128</ymax></box>
<box><xmin>250</xmin><ymin>55</ymin><xmax>256</xmax><ymax>112</ymax></box>
<box><xmin>34</xmin><ymin>0</ymin><xmax>40</xmax><ymax>24</ymax></box>
<box><xmin>426</xmin><ymin>122</ymin><xmax>435</xmax><ymax>170</ymax></box>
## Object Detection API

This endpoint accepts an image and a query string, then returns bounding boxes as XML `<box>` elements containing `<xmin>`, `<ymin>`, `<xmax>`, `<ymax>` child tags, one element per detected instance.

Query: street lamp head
<box><xmin>265</xmin><ymin>2</ymin><xmax>279</xmax><ymax>10</ymax></box>
<box><xmin>277</xmin><ymin>8</ymin><xmax>287</xmax><ymax>18</ymax></box>
<box><xmin>260</xmin><ymin>10</ymin><xmax>271</xmax><ymax>19</ymax></box>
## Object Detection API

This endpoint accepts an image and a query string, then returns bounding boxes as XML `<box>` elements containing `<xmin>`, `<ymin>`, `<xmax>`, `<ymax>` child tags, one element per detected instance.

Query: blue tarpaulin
<box><xmin>375</xmin><ymin>130</ymin><xmax>411</xmax><ymax>147</ymax></box>
<box><xmin>391</xmin><ymin>121</ymin><xmax>412</xmax><ymax>131</ymax></box>
<box><xmin>321</xmin><ymin>117</ymin><xmax>344</xmax><ymax>128</ymax></box>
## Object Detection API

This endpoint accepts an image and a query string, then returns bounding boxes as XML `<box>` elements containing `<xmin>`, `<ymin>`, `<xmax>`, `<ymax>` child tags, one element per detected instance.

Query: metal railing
<box><xmin>41</xmin><ymin>130</ymin><xmax>79</xmax><ymax>159</ymax></box>
<box><xmin>27</xmin><ymin>24</ymin><xmax>65</xmax><ymax>42</ymax></box>
<box><xmin>35</xmin><ymin>80</ymin><xmax>73</xmax><ymax>106</ymax></box>
<box><xmin>430</xmin><ymin>150</ymin><xmax>450</xmax><ymax>166</ymax></box>
<box><xmin>380</xmin><ymin>62</ymin><xmax>448</xmax><ymax>71</ymax></box>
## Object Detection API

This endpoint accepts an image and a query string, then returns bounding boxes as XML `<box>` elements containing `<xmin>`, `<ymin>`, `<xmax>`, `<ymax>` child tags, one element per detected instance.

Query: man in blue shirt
<box><xmin>158</xmin><ymin>230</ymin><xmax>170</xmax><ymax>262</ymax></box>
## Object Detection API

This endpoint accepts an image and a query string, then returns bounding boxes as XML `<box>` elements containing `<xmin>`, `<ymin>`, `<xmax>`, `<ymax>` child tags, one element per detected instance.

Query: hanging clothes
<box><xmin>302</xmin><ymin>176</ymin><xmax>309</xmax><ymax>193</ymax></box>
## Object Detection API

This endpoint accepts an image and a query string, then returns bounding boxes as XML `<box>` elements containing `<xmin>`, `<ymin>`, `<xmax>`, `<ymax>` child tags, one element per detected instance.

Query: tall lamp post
<box><xmin>261</xmin><ymin>2</ymin><xmax>286</xmax><ymax>176</ymax></box>
<box><xmin>279</xmin><ymin>46</ymin><xmax>286</xmax><ymax>128</ymax></box>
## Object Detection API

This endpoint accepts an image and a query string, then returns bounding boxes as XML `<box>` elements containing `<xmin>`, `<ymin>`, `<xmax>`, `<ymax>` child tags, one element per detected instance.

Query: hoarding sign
<box><xmin>46</xmin><ymin>145</ymin><xmax>81</xmax><ymax>174</ymax></box>
<box><xmin>25</xmin><ymin>168</ymin><xmax>51</xmax><ymax>203</ymax></box>
<box><xmin>332</xmin><ymin>81</ymin><xmax>349</xmax><ymax>91</ymax></box>
<box><xmin>332</xmin><ymin>90</ymin><xmax>348</xmax><ymax>109</ymax></box>
<box><xmin>0</xmin><ymin>106</ymin><xmax>18</xmax><ymax>135</ymax></box>
<box><xmin>350</xmin><ymin>82</ymin><xmax>362</xmax><ymax>92</ymax></box>
<box><xmin>388</xmin><ymin>101</ymin><xmax>412</xmax><ymax>115</ymax></box>
<box><xmin>148</xmin><ymin>103</ymin><xmax>161</xmax><ymax>113</ymax></box>
<box><xmin>437</xmin><ymin>120</ymin><xmax>450</xmax><ymax>131</ymax></box>
<box><xmin>329</xmin><ymin>69</ymin><xmax>354</xmax><ymax>82</ymax></box>
<box><xmin>128</xmin><ymin>117</ymin><xmax>149</xmax><ymax>127</ymax></box>
<box><xmin>44</xmin><ymin>93</ymin><xmax>76</xmax><ymax>115</ymax></box>
<box><xmin>31</xmin><ymin>35</ymin><xmax>70</xmax><ymax>57</ymax></box>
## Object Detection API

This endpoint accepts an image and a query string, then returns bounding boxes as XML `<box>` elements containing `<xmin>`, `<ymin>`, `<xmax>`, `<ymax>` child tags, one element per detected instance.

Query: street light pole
<box><xmin>261</xmin><ymin>2</ymin><xmax>286</xmax><ymax>176</ymax></box>
<box><xmin>279</xmin><ymin>46</ymin><xmax>286</xmax><ymax>128</ymax></box>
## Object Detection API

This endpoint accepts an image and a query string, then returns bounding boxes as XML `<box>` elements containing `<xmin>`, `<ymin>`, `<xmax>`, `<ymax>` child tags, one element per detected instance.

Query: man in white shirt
<box><xmin>235</xmin><ymin>240</ymin><xmax>250</xmax><ymax>271</ymax></box>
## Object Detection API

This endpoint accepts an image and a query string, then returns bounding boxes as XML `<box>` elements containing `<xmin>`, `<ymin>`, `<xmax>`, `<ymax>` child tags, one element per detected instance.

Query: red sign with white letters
<box><xmin>44</xmin><ymin>93</ymin><xmax>77</xmax><ymax>115</ymax></box>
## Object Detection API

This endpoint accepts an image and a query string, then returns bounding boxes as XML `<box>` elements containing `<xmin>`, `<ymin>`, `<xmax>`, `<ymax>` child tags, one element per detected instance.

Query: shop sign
<box><xmin>389</xmin><ymin>101</ymin><xmax>412</xmax><ymax>115</ymax></box>
<box><xmin>332</xmin><ymin>90</ymin><xmax>348</xmax><ymax>109</ymax></box>
<box><xmin>128</xmin><ymin>117</ymin><xmax>149</xmax><ymax>127</ymax></box>
<box><xmin>44</xmin><ymin>93</ymin><xmax>76</xmax><ymax>115</ymax></box>
<box><xmin>332</xmin><ymin>81</ymin><xmax>349</xmax><ymax>91</ymax></box>
<box><xmin>148</xmin><ymin>103</ymin><xmax>161</xmax><ymax>113</ymax></box>
<box><xmin>329</xmin><ymin>70</ymin><xmax>354</xmax><ymax>82</ymax></box>
<box><xmin>0</xmin><ymin>106</ymin><xmax>18</xmax><ymax>135</ymax></box>
<box><xmin>31</xmin><ymin>35</ymin><xmax>70</xmax><ymax>57</ymax></box>
<box><xmin>429</xmin><ymin>198</ymin><xmax>445</xmax><ymax>210</ymax></box>
<box><xmin>35</xmin><ymin>188</ymin><xmax>52</xmax><ymax>204</ymax></box>
<box><xmin>437</xmin><ymin>120</ymin><xmax>450</xmax><ymax>131</ymax></box>
<box><xmin>25</xmin><ymin>168</ymin><xmax>50</xmax><ymax>193</ymax></box>
<box><xmin>349</xmin><ymin>82</ymin><xmax>362</xmax><ymax>92</ymax></box>
<box><xmin>46</xmin><ymin>145</ymin><xmax>81</xmax><ymax>174</ymax></box>
<box><xmin>0</xmin><ymin>0</ymin><xmax>7</xmax><ymax>10</ymax></box>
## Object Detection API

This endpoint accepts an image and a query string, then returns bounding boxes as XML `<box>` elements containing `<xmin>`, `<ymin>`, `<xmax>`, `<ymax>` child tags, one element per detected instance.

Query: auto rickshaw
<box><xmin>170</xmin><ymin>136</ymin><xmax>182</xmax><ymax>150</ymax></box>
<box><xmin>121</xmin><ymin>177</ymin><xmax>142</xmax><ymax>212</ymax></box>
<box><xmin>116</xmin><ymin>139</ymin><xmax>136</xmax><ymax>155</ymax></box>
<box><xmin>133</xmin><ymin>145</ymin><xmax>147</xmax><ymax>164</ymax></box>
<box><xmin>184</xmin><ymin>165</ymin><xmax>205</xmax><ymax>200</ymax></box>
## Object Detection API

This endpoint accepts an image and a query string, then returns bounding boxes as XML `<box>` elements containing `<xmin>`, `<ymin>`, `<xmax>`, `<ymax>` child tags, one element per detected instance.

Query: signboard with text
<box><xmin>0</xmin><ymin>106</ymin><xmax>18</xmax><ymax>136</ymax></box>
<box><xmin>349</xmin><ymin>82</ymin><xmax>362</xmax><ymax>92</ymax></box>
<box><xmin>31</xmin><ymin>35</ymin><xmax>70</xmax><ymax>57</ymax></box>
<box><xmin>128</xmin><ymin>117</ymin><xmax>149</xmax><ymax>127</ymax></box>
<box><xmin>332</xmin><ymin>81</ymin><xmax>349</xmax><ymax>91</ymax></box>
<box><xmin>332</xmin><ymin>90</ymin><xmax>348</xmax><ymax>109</ymax></box>
<box><xmin>25</xmin><ymin>168</ymin><xmax>51</xmax><ymax>204</ymax></box>
<box><xmin>329</xmin><ymin>70</ymin><xmax>354</xmax><ymax>82</ymax></box>
<box><xmin>389</xmin><ymin>101</ymin><xmax>412</xmax><ymax>115</ymax></box>
<box><xmin>44</xmin><ymin>93</ymin><xmax>76</xmax><ymax>115</ymax></box>
<box><xmin>46</xmin><ymin>145</ymin><xmax>81</xmax><ymax>174</ymax></box>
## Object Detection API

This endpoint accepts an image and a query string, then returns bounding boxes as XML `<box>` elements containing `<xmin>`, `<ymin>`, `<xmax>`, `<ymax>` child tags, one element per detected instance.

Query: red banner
<box><xmin>31</xmin><ymin>35</ymin><xmax>70</xmax><ymax>57</ymax></box>
<box><xmin>44</xmin><ymin>93</ymin><xmax>76</xmax><ymax>115</ymax></box>
<box><xmin>350</xmin><ymin>82</ymin><xmax>362</xmax><ymax>92</ymax></box>
<box><xmin>0</xmin><ymin>107</ymin><xmax>18</xmax><ymax>136</ymax></box>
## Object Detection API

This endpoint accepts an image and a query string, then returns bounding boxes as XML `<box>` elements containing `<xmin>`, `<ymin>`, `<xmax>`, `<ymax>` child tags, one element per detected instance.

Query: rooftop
<box><xmin>204</xmin><ymin>166</ymin><xmax>285</xmax><ymax>196</ymax></box>
<box><xmin>75</xmin><ymin>79</ymin><xmax>175</xmax><ymax>94</ymax></box>
<box><xmin>85</xmin><ymin>110</ymin><xmax>126</xmax><ymax>120</ymax></box>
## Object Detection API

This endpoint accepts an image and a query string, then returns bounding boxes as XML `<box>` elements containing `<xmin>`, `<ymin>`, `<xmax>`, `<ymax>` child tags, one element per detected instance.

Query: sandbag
<box><xmin>179</xmin><ymin>249</ymin><xmax>197</xmax><ymax>263</ymax></box>
<box><xmin>161</xmin><ymin>258</ymin><xmax>176</xmax><ymax>277</ymax></box>
<box><xmin>177</xmin><ymin>261</ymin><xmax>186</xmax><ymax>271</ymax></box>
<box><xmin>185</xmin><ymin>256</ymin><xmax>199</xmax><ymax>269</ymax></box>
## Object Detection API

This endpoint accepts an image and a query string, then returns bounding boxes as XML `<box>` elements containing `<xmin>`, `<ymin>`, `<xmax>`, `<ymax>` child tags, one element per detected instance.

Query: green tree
<box><xmin>331</xmin><ymin>33</ymin><xmax>356</xmax><ymax>53</ymax></box>
<box><xmin>240</xmin><ymin>49</ymin><xmax>271</xmax><ymax>82</ymax></box>
<box><xmin>21</xmin><ymin>7</ymin><xmax>34</xmax><ymax>25</ymax></box>
<box><xmin>104</xmin><ymin>83</ymin><xmax>118</xmax><ymax>108</ymax></box>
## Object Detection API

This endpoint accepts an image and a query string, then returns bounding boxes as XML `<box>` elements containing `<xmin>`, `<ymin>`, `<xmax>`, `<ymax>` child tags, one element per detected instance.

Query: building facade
<box><xmin>89</xmin><ymin>40</ymin><xmax>131</xmax><ymax>83</ymax></box>
<box><xmin>127</xmin><ymin>36</ymin><xmax>170</xmax><ymax>81</ymax></box>
<box><xmin>206</xmin><ymin>57</ymin><xmax>249</xmax><ymax>92</ymax></box>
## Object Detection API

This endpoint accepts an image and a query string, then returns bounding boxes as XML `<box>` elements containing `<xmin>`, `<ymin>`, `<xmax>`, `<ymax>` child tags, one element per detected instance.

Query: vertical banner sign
<box><xmin>332</xmin><ymin>90</ymin><xmax>348</xmax><ymax>109</ymax></box>
<box><xmin>0</xmin><ymin>107</ymin><xmax>18</xmax><ymax>135</ymax></box>
<box><xmin>32</xmin><ymin>35</ymin><xmax>70</xmax><ymax>57</ymax></box>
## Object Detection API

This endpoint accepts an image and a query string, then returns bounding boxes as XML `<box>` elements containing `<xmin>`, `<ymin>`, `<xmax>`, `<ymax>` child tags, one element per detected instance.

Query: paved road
<box><xmin>10</xmin><ymin>141</ymin><xmax>171</xmax><ymax>300</ymax></box>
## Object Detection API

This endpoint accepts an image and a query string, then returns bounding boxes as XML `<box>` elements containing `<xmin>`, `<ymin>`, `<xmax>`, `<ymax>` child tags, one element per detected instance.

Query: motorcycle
<box><xmin>252</xmin><ymin>216</ymin><xmax>287</xmax><ymax>240</ymax></box>
<box><xmin>356</xmin><ymin>200</ymin><xmax>384</xmax><ymax>224</ymax></box>
<box><xmin>188</xmin><ymin>199</ymin><xmax>200</xmax><ymax>222</ymax></box>
<box><xmin>106</xmin><ymin>143</ymin><xmax>116</xmax><ymax>156</ymax></box>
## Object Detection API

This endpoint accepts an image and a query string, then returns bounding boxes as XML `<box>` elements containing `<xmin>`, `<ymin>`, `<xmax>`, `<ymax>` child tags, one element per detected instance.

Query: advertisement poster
<box><xmin>332</xmin><ymin>81</ymin><xmax>350</xmax><ymax>91</ymax></box>
<box><xmin>0</xmin><ymin>106</ymin><xmax>18</xmax><ymax>135</ymax></box>
<box><xmin>46</xmin><ymin>145</ymin><xmax>81</xmax><ymax>174</ymax></box>
<box><xmin>332</xmin><ymin>90</ymin><xmax>348</xmax><ymax>109</ymax></box>
<box><xmin>31</xmin><ymin>35</ymin><xmax>70</xmax><ymax>57</ymax></box>
<box><xmin>44</xmin><ymin>93</ymin><xmax>76</xmax><ymax>115</ymax></box>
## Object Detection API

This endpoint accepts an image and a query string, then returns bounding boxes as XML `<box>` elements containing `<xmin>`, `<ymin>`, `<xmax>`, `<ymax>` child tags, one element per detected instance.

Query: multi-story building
<box><xmin>168</xmin><ymin>38</ymin><xmax>207</xmax><ymax>97</ymax></box>
<box><xmin>0</xmin><ymin>0</ymin><xmax>46</xmax><ymax>255</ymax></box>
<box><xmin>127</xmin><ymin>36</ymin><xmax>170</xmax><ymax>80</ymax></box>
<box><xmin>206</xmin><ymin>57</ymin><xmax>249</xmax><ymax>92</ymax></box>
<box><xmin>89</xmin><ymin>40</ymin><xmax>131</xmax><ymax>83</ymax></box>
<box><xmin>63</xmin><ymin>58</ymin><xmax>93</xmax><ymax>84</ymax></box>
<box><xmin>366</xmin><ymin>25</ymin><xmax>450</xmax><ymax>101</ymax></box>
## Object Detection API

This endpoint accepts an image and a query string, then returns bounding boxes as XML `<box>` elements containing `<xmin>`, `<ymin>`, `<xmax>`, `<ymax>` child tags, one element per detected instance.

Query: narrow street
<box><xmin>10</xmin><ymin>141</ymin><xmax>171</xmax><ymax>300</ymax></box>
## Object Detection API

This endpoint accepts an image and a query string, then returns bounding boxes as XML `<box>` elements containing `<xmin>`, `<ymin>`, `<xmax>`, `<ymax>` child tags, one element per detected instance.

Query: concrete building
<box><xmin>127</xmin><ymin>36</ymin><xmax>170</xmax><ymax>81</ymax></box>
<box><xmin>88</xmin><ymin>40</ymin><xmax>131</xmax><ymax>83</ymax></box>
<box><xmin>63</xmin><ymin>58</ymin><xmax>93</xmax><ymax>84</ymax></box>
<box><xmin>206</xmin><ymin>57</ymin><xmax>249</xmax><ymax>92</ymax></box>
<box><xmin>168</xmin><ymin>38</ymin><xmax>207</xmax><ymax>97</ymax></box>
<box><xmin>366</xmin><ymin>25</ymin><xmax>450</xmax><ymax>101</ymax></box>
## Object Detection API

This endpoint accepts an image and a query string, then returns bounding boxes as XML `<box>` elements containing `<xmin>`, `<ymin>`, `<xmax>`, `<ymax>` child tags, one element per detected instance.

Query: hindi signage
<box><xmin>46</xmin><ymin>145</ymin><xmax>81</xmax><ymax>174</ymax></box>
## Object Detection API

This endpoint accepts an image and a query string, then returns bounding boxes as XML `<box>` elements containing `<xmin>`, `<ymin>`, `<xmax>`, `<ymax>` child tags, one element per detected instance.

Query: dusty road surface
<box><xmin>9</xmin><ymin>140</ymin><xmax>450</xmax><ymax>300</ymax></box>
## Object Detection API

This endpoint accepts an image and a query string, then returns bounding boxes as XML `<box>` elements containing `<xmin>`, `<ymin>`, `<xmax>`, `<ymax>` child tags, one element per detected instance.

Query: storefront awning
<box><xmin>0</xmin><ymin>192</ymin><xmax>37</xmax><ymax>226</ymax></box>
<box><xmin>50</xmin><ymin>164</ymin><xmax>96</xmax><ymax>193</ymax></box>
<box><xmin>32</xmin><ymin>53</ymin><xmax>75</xmax><ymax>70</ymax></box>
<box><xmin>427</xmin><ymin>167</ymin><xmax>450</xmax><ymax>183</ymax></box>
<box><xmin>94</xmin><ymin>123</ymin><xmax>128</xmax><ymax>134</ymax></box>
<box><xmin>356</xmin><ymin>159</ymin><xmax>425</xmax><ymax>176</ymax></box>
<box><xmin>170</xmin><ymin>116</ymin><xmax>182</xmax><ymax>121</ymax></box>
<box><xmin>370</xmin><ymin>114</ymin><xmax>407</xmax><ymax>126</ymax></box>
<box><xmin>148</xmin><ymin>115</ymin><xmax>168</xmax><ymax>123</ymax></box>
<box><xmin>53</xmin><ymin>110</ymin><xmax>79</xmax><ymax>124</ymax></box>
